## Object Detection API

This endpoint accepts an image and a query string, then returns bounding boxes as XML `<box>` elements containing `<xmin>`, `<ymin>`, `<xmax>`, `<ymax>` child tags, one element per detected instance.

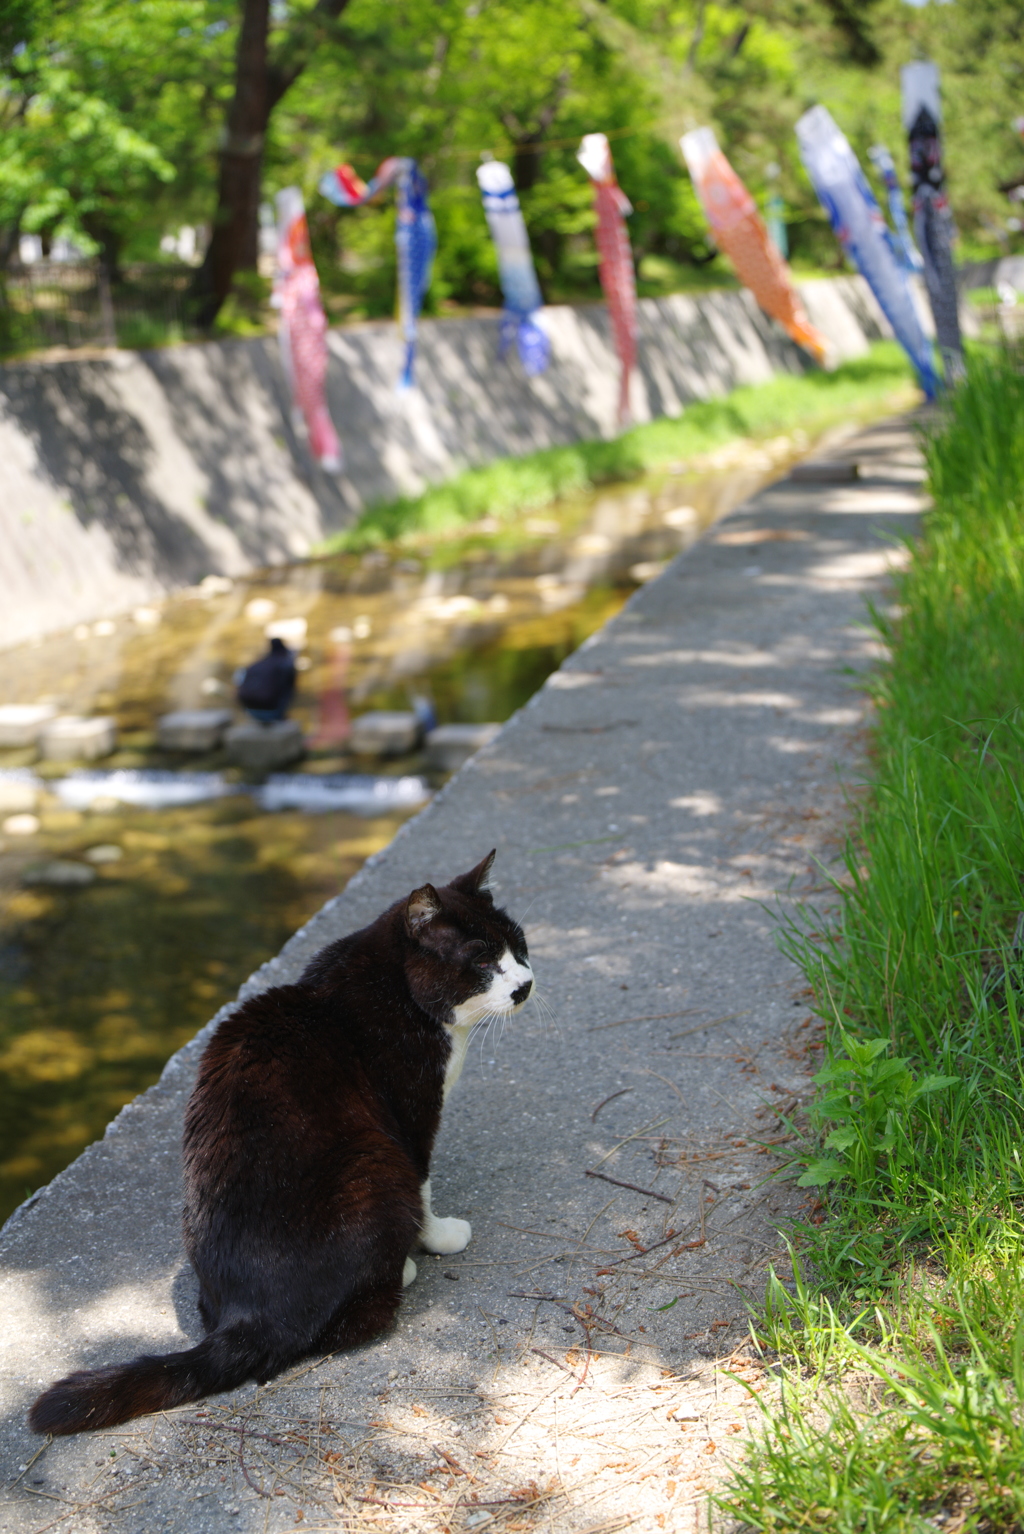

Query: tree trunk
<box><xmin>190</xmin><ymin>0</ymin><xmax>352</xmax><ymax>331</ymax></box>
<box><xmin>0</xmin><ymin>221</ymin><xmax>23</xmax><ymax>271</ymax></box>
<box><xmin>192</xmin><ymin>0</ymin><xmax>270</xmax><ymax>330</ymax></box>
<box><xmin>503</xmin><ymin>71</ymin><xmax>568</xmax><ymax>196</ymax></box>
<box><xmin>81</xmin><ymin>217</ymin><xmax>122</xmax><ymax>284</ymax></box>
<box><xmin>511</xmin><ymin>137</ymin><xmax>545</xmax><ymax>194</ymax></box>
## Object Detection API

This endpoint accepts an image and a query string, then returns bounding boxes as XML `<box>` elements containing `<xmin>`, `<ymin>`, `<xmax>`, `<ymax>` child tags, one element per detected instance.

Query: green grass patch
<box><xmin>716</xmin><ymin>349</ymin><xmax>1024</xmax><ymax>1528</ymax></box>
<box><xmin>319</xmin><ymin>342</ymin><xmax>915</xmax><ymax>553</ymax></box>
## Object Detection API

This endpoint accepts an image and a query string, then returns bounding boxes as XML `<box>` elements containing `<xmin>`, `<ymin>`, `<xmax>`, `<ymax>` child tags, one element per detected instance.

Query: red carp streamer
<box><xmin>680</xmin><ymin>128</ymin><xmax>831</xmax><ymax>367</ymax></box>
<box><xmin>273</xmin><ymin>187</ymin><xmax>342</xmax><ymax>471</ymax></box>
<box><xmin>577</xmin><ymin>133</ymin><xmax>637</xmax><ymax>424</ymax></box>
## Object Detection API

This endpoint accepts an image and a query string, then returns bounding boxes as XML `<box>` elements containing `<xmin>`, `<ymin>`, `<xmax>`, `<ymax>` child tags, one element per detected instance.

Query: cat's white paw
<box><xmin>402</xmin><ymin>1256</ymin><xmax>418</xmax><ymax>1288</ymax></box>
<box><xmin>420</xmin><ymin>1215</ymin><xmax>472</xmax><ymax>1255</ymax></box>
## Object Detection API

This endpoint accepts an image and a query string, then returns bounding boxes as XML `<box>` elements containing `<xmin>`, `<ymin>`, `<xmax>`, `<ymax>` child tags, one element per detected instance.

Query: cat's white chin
<box><xmin>443</xmin><ymin>950</ymin><xmax>533</xmax><ymax>1102</ymax></box>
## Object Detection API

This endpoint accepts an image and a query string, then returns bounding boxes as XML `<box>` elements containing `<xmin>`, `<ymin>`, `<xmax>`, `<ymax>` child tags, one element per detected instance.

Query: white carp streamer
<box><xmin>475</xmin><ymin>160</ymin><xmax>549</xmax><ymax>375</ymax></box>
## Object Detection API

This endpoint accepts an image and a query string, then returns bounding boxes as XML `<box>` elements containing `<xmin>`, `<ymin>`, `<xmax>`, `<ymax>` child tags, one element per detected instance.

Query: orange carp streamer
<box><xmin>680</xmin><ymin>128</ymin><xmax>831</xmax><ymax>367</ymax></box>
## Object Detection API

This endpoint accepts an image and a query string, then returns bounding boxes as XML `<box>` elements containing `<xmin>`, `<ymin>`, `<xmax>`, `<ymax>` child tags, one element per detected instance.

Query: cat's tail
<box><xmin>29</xmin><ymin>1320</ymin><xmax>289</xmax><ymax>1436</ymax></box>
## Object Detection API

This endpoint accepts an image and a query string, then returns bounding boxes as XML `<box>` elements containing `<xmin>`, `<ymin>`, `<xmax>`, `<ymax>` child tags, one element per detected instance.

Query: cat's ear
<box><xmin>449</xmin><ymin>849</ymin><xmax>496</xmax><ymax>897</ymax></box>
<box><xmin>406</xmin><ymin>884</ymin><xmax>442</xmax><ymax>935</ymax></box>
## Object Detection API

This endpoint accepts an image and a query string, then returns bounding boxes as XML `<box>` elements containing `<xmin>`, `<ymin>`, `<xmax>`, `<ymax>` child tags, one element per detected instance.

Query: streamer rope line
<box><xmin>336</xmin><ymin>112</ymin><xmax>677</xmax><ymax>165</ymax></box>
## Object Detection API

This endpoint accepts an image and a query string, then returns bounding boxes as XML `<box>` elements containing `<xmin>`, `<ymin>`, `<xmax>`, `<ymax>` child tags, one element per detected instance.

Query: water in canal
<box><xmin>0</xmin><ymin>432</ymin><xmax>814</xmax><ymax>1220</ymax></box>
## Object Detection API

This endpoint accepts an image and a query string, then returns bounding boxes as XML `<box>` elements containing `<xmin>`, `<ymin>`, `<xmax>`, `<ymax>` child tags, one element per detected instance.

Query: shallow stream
<box><xmin>0</xmin><ymin>428</ymin><xmax>826</xmax><ymax>1220</ymax></box>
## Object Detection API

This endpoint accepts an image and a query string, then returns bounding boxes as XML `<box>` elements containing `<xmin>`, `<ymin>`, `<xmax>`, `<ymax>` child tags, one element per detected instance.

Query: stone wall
<box><xmin>0</xmin><ymin>277</ymin><xmax>888</xmax><ymax>648</ymax></box>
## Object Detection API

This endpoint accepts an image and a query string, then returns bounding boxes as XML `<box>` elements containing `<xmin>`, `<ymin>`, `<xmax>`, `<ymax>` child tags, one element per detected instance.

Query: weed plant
<box><xmin>716</xmin><ymin>349</ymin><xmax>1024</xmax><ymax>1531</ymax></box>
<box><xmin>319</xmin><ymin>342</ymin><xmax>913</xmax><ymax>552</ymax></box>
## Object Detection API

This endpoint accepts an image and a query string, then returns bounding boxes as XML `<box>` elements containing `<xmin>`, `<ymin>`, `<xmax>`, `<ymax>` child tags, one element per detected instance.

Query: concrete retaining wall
<box><xmin>958</xmin><ymin>255</ymin><xmax>1024</xmax><ymax>293</ymax></box>
<box><xmin>0</xmin><ymin>277</ymin><xmax>888</xmax><ymax>649</ymax></box>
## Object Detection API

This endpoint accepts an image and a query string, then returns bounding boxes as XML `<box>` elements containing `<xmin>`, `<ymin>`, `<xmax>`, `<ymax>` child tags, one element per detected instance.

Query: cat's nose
<box><xmin>511</xmin><ymin>978</ymin><xmax>533</xmax><ymax>1006</ymax></box>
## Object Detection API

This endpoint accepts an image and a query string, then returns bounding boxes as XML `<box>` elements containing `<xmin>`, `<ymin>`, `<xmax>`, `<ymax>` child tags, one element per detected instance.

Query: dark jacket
<box><xmin>237</xmin><ymin>638</ymin><xmax>296</xmax><ymax>711</ymax></box>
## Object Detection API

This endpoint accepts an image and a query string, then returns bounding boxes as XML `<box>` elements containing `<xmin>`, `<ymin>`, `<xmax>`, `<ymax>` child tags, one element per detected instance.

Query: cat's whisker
<box><xmin>471</xmin><ymin>1008</ymin><xmax>512</xmax><ymax>1068</ymax></box>
<box><xmin>530</xmin><ymin>985</ymin><xmax>561</xmax><ymax>1038</ymax></box>
<box><xmin>472</xmin><ymin>1014</ymin><xmax>498</xmax><ymax>1063</ymax></box>
<box><xmin>530</xmin><ymin>985</ymin><xmax>550</xmax><ymax>1015</ymax></box>
<box><xmin>473</xmin><ymin>1021</ymin><xmax>492</xmax><ymax>1069</ymax></box>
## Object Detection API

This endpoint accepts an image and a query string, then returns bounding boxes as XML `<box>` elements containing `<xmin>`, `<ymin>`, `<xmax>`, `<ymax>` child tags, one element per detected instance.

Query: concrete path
<box><xmin>0</xmin><ymin>411</ymin><xmax>927</xmax><ymax>1533</ymax></box>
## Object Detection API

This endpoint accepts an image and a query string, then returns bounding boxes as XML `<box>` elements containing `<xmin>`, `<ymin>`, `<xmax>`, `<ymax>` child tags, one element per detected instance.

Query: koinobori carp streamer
<box><xmin>867</xmin><ymin>143</ymin><xmax>922</xmax><ymax>276</ymax></box>
<box><xmin>796</xmin><ymin>105</ymin><xmax>938</xmax><ymax>400</ymax></box>
<box><xmin>320</xmin><ymin>158</ymin><xmax>436</xmax><ymax>390</ymax></box>
<box><xmin>902</xmin><ymin>61</ymin><xmax>963</xmax><ymax>383</ymax></box>
<box><xmin>272</xmin><ymin>187</ymin><xmax>342</xmax><ymax>471</ymax></box>
<box><xmin>680</xmin><ymin>127</ymin><xmax>831</xmax><ymax>367</ymax></box>
<box><xmin>577</xmin><ymin>133</ymin><xmax>637</xmax><ymax>424</ymax></box>
<box><xmin>475</xmin><ymin>159</ymin><xmax>549</xmax><ymax>376</ymax></box>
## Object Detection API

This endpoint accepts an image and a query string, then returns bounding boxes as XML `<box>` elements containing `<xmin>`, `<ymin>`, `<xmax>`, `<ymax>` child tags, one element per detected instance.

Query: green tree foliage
<box><xmin>761</xmin><ymin>0</ymin><xmax>1024</xmax><ymax>261</ymax></box>
<box><xmin>3</xmin><ymin>0</ymin><xmax>1024</xmax><ymax>316</ymax></box>
<box><xmin>279</xmin><ymin>0</ymin><xmax>819</xmax><ymax>314</ymax></box>
<box><xmin>896</xmin><ymin>0</ymin><xmax>1024</xmax><ymax>247</ymax></box>
<box><xmin>0</xmin><ymin>1</ymin><xmax>238</xmax><ymax>271</ymax></box>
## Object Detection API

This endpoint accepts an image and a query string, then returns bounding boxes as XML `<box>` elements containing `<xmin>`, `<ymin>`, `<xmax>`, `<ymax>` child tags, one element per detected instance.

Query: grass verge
<box><xmin>319</xmin><ymin>342</ymin><xmax>915</xmax><ymax>552</ymax></box>
<box><xmin>715</xmin><ymin>348</ymin><xmax>1024</xmax><ymax>1530</ymax></box>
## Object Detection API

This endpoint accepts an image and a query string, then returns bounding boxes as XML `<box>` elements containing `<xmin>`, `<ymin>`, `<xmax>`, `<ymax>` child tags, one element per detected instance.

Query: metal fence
<box><xmin>0</xmin><ymin>262</ymin><xmax>197</xmax><ymax>357</ymax></box>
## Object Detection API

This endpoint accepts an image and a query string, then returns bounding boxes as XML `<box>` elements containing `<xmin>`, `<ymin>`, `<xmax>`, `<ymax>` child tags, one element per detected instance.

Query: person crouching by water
<box><xmin>236</xmin><ymin>637</ymin><xmax>296</xmax><ymax>722</ymax></box>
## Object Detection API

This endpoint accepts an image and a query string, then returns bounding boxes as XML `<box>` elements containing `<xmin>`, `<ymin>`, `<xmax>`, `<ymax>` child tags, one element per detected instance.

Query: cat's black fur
<box><xmin>30</xmin><ymin>851</ymin><xmax>527</xmax><ymax>1436</ymax></box>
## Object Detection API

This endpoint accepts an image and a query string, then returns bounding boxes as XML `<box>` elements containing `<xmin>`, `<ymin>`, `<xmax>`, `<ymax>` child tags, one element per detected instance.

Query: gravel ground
<box><xmin>0</xmin><ymin>409</ymin><xmax>927</xmax><ymax>1534</ymax></box>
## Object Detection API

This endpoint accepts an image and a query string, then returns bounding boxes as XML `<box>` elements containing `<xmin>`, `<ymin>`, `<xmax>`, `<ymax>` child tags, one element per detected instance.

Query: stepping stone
<box><xmin>40</xmin><ymin>716</ymin><xmax>117</xmax><ymax>762</ymax></box>
<box><xmin>2</xmin><ymin>812</ymin><xmax>39</xmax><ymax>836</ymax></box>
<box><xmin>425</xmin><ymin>723</ymin><xmax>501</xmax><ymax>773</ymax></box>
<box><xmin>349</xmin><ymin>712</ymin><xmax>420</xmax><ymax>757</ymax></box>
<box><xmin>83</xmin><ymin>845</ymin><xmax>123</xmax><ymax>864</ymax></box>
<box><xmin>0</xmin><ymin>704</ymin><xmax>57</xmax><ymax>748</ymax></box>
<box><xmin>224</xmin><ymin>719</ymin><xmax>304</xmax><ymax>773</ymax></box>
<box><xmin>0</xmin><ymin>775</ymin><xmax>39</xmax><ymax>812</ymax></box>
<box><xmin>157</xmin><ymin>709</ymin><xmax>233</xmax><ymax>753</ymax></box>
<box><xmin>265</xmin><ymin>617</ymin><xmax>307</xmax><ymax>648</ymax></box>
<box><xmin>22</xmin><ymin>860</ymin><xmax>96</xmax><ymax>887</ymax></box>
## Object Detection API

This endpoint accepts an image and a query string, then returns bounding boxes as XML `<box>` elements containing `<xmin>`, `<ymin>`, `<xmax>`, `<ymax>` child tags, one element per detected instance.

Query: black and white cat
<box><xmin>30</xmin><ymin>851</ymin><xmax>532</xmax><ymax>1436</ymax></box>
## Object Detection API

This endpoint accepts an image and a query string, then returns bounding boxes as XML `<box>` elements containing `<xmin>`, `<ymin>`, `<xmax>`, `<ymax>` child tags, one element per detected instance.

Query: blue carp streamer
<box><xmin>796</xmin><ymin>106</ymin><xmax>938</xmax><ymax>400</ymax></box>
<box><xmin>320</xmin><ymin>157</ymin><xmax>436</xmax><ymax>391</ymax></box>
<box><xmin>867</xmin><ymin>144</ymin><xmax>922</xmax><ymax>275</ymax></box>
<box><xmin>475</xmin><ymin>160</ymin><xmax>550</xmax><ymax>376</ymax></box>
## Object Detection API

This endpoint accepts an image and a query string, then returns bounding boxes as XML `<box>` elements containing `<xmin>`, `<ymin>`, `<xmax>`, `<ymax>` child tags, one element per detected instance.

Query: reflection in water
<box><xmin>0</xmin><ymin>801</ymin><xmax>406</xmax><ymax>1221</ymax></box>
<box><xmin>0</xmin><ymin>443</ymin><xmax>803</xmax><ymax>1220</ymax></box>
<box><xmin>309</xmin><ymin>640</ymin><xmax>352</xmax><ymax>749</ymax></box>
